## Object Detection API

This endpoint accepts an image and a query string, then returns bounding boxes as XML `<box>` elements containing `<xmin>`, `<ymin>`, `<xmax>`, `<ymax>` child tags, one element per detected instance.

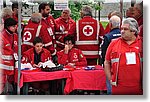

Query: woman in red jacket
<box><xmin>22</xmin><ymin>37</ymin><xmax>52</xmax><ymax>94</ymax></box>
<box><xmin>22</xmin><ymin>37</ymin><xmax>52</xmax><ymax>67</ymax></box>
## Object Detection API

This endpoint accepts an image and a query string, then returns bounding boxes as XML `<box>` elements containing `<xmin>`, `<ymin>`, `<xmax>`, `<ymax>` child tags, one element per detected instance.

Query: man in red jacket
<box><xmin>57</xmin><ymin>35</ymin><xmax>87</xmax><ymax>67</ymax></box>
<box><xmin>133</xmin><ymin>1</ymin><xmax>143</xmax><ymax>37</ymax></box>
<box><xmin>75</xmin><ymin>5</ymin><xmax>105</xmax><ymax>65</ymax></box>
<box><xmin>55</xmin><ymin>8</ymin><xmax>75</xmax><ymax>51</ymax></box>
<box><xmin>38</xmin><ymin>2</ymin><xmax>58</xmax><ymax>64</ymax></box>
<box><xmin>104</xmin><ymin>18</ymin><xmax>143</xmax><ymax>95</ymax></box>
<box><xmin>22</xmin><ymin>12</ymin><xmax>56</xmax><ymax>57</ymax></box>
<box><xmin>12</xmin><ymin>2</ymin><xmax>18</xmax><ymax>22</ymax></box>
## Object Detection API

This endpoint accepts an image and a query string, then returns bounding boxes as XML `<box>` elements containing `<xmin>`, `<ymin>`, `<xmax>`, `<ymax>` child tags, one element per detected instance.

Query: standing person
<box><xmin>0</xmin><ymin>7</ymin><xmax>13</xmax><ymax>32</ymax></box>
<box><xmin>38</xmin><ymin>2</ymin><xmax>57</xmax><ymax>63</ymax></box>
<box><xmin>104</xmin><ymin>11</ymin><xmax>122</xmax><ymax>34</ymax></box>
<box><xmin>133</xmin><ymin>1</ymin><xmax>143</xmax><ymax>27</ymax></box>
<box><xmin>101</xmin><ymin>15</ymin><xmax>121</xmax><ymax>95</ymax></box>
<box><xmin>75</xmin><ymin>5</ymin><xmax>104</xmax><ymax>65</ymax></box>
<box><xmin>104</xmin><ymin>18</ymin><xmax>143</xmax><ymax>95</ymax></box>
<box><xmin>55</xmin><ymin>8</ymin><xmax>75</xmax><ymax>51</ymax></box>
<box><xmin>0</xmin><ymin>18</ymin><xmax>18</xmax><ymax>94</ymax></box>
<box><xmin>12</xmin><ymin>2</ymin><xmax>18</xmax><ymax>22</ymax></box>
<box><xmin>57</xmin><ymin>35</ymin><xmax>87</xmax><ymax>67</ymax></box>
<box><xmin>101</xmin><ymin>15</ymin><xmax>121</xmax><ymax>66</ymax></box>
<box><xmin>133</xmin><ymin>1</ymin><xmax>143</xmax><ymax>37</ymax></box>
<box><xmin>22</xmin><ymin>12</ymin><xmax>56</xmax><ymax>57</ymax></box>
<box><xmin>126</xmin><ymin>7</ymin><xmax>134</xmax><ymax>18</ymax></box>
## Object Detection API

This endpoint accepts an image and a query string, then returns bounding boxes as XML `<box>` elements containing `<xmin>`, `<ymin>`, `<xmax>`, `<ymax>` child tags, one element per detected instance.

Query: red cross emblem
<box><xmin>23</xmin><ymin>31</ymin><xmax>32</xmax><ymax>41</ymax></box>
<box><xmin>83</xmin><ymin>25</ymin><xmax>93</xmax><ymax>36</ymax></box>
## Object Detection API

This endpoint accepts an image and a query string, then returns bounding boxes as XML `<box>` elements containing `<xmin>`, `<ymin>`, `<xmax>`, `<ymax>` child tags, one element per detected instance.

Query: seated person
<box><xmin>22</xmin><ymin>37</ymin><xmax>52</xmax><ymax>94</ymax></box>
<box><xmin>22</xmin><ymin>37</ymin><xmax>52</xmax><ymax>68</ymax></box>
<box><xmin>57</xmin><ymin>35</ymin><xmax>87</xmax><ymax>67</ymax></box>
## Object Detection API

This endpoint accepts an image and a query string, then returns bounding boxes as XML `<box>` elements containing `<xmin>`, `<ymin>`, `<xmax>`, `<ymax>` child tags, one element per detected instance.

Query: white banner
<box><xmin>54</xmin><ymin>0</ymin><xmax>68</xmax><ymax>10</ymax></box>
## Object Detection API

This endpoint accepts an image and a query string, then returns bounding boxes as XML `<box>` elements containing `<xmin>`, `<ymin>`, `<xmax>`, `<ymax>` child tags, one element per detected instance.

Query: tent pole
<box><xmin>17</xmin><ymin>0</ymin><xmax>22</xmax><ymax>95</ymax></box>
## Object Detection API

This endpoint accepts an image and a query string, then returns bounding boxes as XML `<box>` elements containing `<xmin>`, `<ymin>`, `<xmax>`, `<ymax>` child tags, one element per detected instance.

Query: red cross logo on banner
<box><xmin>83</xmin><ymin>25</ymin><xmax>93</xmax><ymax>36</ymax></box>
<box><xmin>23</xmin><ymin>31</ymin><xmax>32</xmax><ymax>41</ymax></box>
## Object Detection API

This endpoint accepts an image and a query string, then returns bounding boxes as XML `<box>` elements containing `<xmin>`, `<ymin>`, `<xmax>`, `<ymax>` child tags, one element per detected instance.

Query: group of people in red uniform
<box><xmin>0</xmin><ymin>1</ymin><xmax>143</xmax><ymax>95</ymax></box>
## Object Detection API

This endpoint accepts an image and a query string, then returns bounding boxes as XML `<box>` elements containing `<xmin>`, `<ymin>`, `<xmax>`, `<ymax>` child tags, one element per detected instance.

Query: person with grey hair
<box><xmin>105</xmin><ymin>11</ymin><xmax>123</xmax><ymax>34</ymax></box>
<box><xmin>30</xmin><ymin>12</ymin><xmax>42</xmax><ymax>23</ymax></box>
<box><xmin>104</xmin><ymin>17</ymin><xmax>143</xmax><ymax>95</ymax></box>
<box><xmin>101</xmin><ymin>15</ymin><xmax>121</xmax><ymax>95</ymax></box>
<box><xmin>0</xmin><ymin>7</ymin><xmax>13</xmax><ymax>31</ymax></box>
<box><xmin>80</xmin><ymin>5</ymin><xmax>93</xmax><ymax>18</ymax></box>
<box><xmin>0</xmin><ymin>7</ymin><xmax>13</xmax><ymax>21</ymax></box>
<box><xmin>55</xmin><ymin>8</ymin><xmax>75</xmax><ymax>51</ymax></box>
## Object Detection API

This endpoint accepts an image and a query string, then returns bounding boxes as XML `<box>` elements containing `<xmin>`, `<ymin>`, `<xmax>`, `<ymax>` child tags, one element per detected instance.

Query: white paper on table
<box><xmin>41</xmin><ymin>60</ymin><xmax>56</xmax><ymax>68</ymax></box>
<box><xmin>15</xmin><ymin>61</ymin><xmax>35</xmax><ymax>70</ymax></box>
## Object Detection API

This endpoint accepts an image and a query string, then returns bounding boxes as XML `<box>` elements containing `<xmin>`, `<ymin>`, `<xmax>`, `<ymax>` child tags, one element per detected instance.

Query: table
<box><xmin>15</xmin><ymin>69</ymin><xmax>70</xmax><ymax>94</ymax></box>
<box><xmin>64</xmin><ymin>65</ymin><xmax>107</xmax><ymax>94</ymax></box>
<box><xmin>15</xmin><ymin>65</ymin><xmax>107</xmax><ymax>95</ymax></box>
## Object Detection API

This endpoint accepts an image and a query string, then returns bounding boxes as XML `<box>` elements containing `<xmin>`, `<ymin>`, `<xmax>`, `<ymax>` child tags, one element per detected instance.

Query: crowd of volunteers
<box><xmin>0</xmin><ymin>1</ymin><xmax>143</xmax><ymax>95</ymax></box>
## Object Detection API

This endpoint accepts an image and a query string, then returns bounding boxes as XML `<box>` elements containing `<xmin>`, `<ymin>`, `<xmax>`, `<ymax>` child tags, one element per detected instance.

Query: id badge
<box><xmin>47</xmin><ymin>27</ymin><xmax>53</xmax><ymax>36</ymax></box>
<box><xmin>125</xmin><ymin>52</ymin><xmax>136</xmax><ymax>65</ymax></box>
<box><xmin>14</xmin><ymin>53</ymin><xmax>18</xmax><ymax>61</ymax></box>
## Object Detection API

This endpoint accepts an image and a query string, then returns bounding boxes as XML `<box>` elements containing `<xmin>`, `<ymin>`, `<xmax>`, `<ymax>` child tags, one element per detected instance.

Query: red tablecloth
<box><xmin>15</xmin><ymin>69</ymin><xmax>71</xmax><ymax>88</ymax></box>
<box><xmin>64</xmin><ymin>65</ymin><xmax>107</xmax><ymax>94</ymax></box>
<box><xmin>15</xmin><ymin>65</ymin><xmax>106</xmax><ymax>94</ymax></box>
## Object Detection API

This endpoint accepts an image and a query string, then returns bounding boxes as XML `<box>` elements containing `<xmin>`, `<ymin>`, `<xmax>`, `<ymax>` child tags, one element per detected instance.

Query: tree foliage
<box><xmin>22</xmin><ymin>0</ymin><xmax>103</xmax><ymax>21</ymax></box>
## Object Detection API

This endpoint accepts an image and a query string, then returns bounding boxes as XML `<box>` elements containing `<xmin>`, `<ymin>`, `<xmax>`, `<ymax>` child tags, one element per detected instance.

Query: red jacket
<box><xmin>137</xmin><ymin>15</ymin><xmax>143</xmax><ymax>37</ymax></box>
<box><xmin>137</xmin><ymin>15</ymin><xmax>143</xmax><ymax>27</ymax></box>
<box><xmin>104</xmin><ymin>24</ymin><xmax>110</xmax><ymax>34</ymax></box>
<box><xmin>22</xmin><ymin>21</ymin><xmax>56</xmax><ymax>55</ymax></box>
<box><xmin>105</xmin><ymin>36</ymin><xmax>143</xmax><ymax>94</ymax></box>
<box><xmin>76</xmin><ymin>16</ymin><xmax>103</xmax><ymax>59</ymax></box>
<box><xmin>12</xmin><ymin>13</ymin><xmax>18</xmax><ymax>22</ymax></box>
<box><xmin>55</xmin><ymin>17</ymin><xmax>75</xmax><ymax>51</ymax></box>
<box><xmin>22</xmin><ymin>48</ymin><xmax>52</xmax><ymax>66</ymax></box>
<box><xmin>57</xmin><ymin>48</ymin><xmax>87</xmax><ymax>66</ymax></box>
<box><xmin>0</xmin><ymin>29</ymin><xmax>18</xmax><ymax>75</ymax></box>
<box><xmin>40</xmin><ymin>15</ymin><xmax>58</xmax><ymax>55</ymax></box>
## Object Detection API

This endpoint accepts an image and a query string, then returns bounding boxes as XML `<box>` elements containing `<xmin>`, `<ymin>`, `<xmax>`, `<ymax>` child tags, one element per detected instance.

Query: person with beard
<box><xmin>38</xmin><ymin>2</ymin><xmax>57</xmax><ymax>64</ymax></box>
<box><xmin>0</xmin><ymin>18</ymin><xmax>18</xmax><ymax>94</ymax></box>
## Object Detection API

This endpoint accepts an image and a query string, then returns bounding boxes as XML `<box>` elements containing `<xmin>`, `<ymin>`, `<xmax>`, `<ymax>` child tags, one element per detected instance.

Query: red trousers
<box><xmin>112</xmin><ymin>85</ymin><xmax>143</xmax><ymax>95</ymax></box>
